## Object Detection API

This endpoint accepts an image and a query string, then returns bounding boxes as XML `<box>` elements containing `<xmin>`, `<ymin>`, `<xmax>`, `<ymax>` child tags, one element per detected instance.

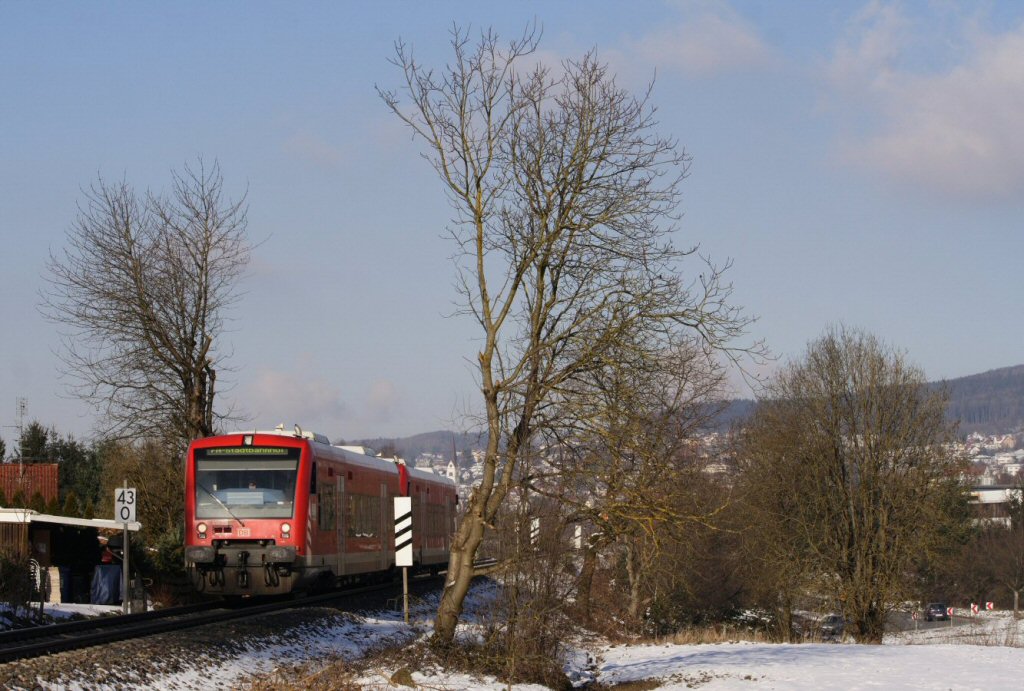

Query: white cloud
<box><xmin>828</xmin><ymin>4</ymin><xmax>1024</xmax><ymax>201</ymax></box>
<box><xmin>365</xmin><ymin>379</ymin><xmax>399</xmax><ymax>424</ymax></box>
<box><xmin>281</xmin><ymin>129</ymin><xmax>344</xmax><ymax>170</ymax></box>
<box><xmin>245</xmin><ymin>365</ymin><xmax>349</xmax><ymax>433</ymax></box>
<box><xmin>527</xmin><ymin>3</ymin><xmax>774</xmax><ymax>85</ymax></box>
<box><xmin>828</xmin><ymin>1</ymin><xmax>908</xmax><ymax>90</ymax></box>
<box><xmin>627</xmin><ymin>7</ymin><xmax>774</xmax><ymax>78</ymax></box>
<box><xmin>239</xmin><ymin>366</ymin><xmax>404</xmax><ymax>439</ymax></box>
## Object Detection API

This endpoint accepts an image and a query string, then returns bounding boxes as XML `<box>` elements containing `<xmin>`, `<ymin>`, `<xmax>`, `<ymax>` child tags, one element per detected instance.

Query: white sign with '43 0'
<box><xmin>114</xmin><ymin>487</ymin><xmax>137</xmax><ymax>523</ymax></box>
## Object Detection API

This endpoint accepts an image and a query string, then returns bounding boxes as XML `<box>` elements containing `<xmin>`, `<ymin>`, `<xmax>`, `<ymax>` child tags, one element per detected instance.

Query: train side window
<box><xmin>318</xmin><ymin>484</ymin><xmax>336</xmax><ymax>530</ymax></box>
<box><xmin>347</xmin><ymin>494</ymin><xmax>380</xmax><ymax>538</ymax></box>
<box><xmin>310</xmin><ymin>462</ymin><xmax>317</xmax><ymax>495</ymax></box>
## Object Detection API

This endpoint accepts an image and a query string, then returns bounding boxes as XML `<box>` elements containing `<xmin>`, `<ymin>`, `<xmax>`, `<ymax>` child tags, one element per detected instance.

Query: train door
<box><xmin>336</xmin><ymin>474</ymin><xmax>345</xmax><ymax>575</ymax></box>
<box><xmin>379</xmin><ymin>482</ymin><xmax>388</xmax><ymax>571</ymax></box>
<box><xmin>418</xmin><ymin>485</ymin><xmax>428</xmax><ymax>563</ymax></box>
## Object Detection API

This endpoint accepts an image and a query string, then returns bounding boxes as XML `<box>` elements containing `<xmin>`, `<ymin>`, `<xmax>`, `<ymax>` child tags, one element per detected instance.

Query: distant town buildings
<box><xmin>963</xmin><ymin>432</ymin><xmax>1024</xmax><ymax>486</ymax></box>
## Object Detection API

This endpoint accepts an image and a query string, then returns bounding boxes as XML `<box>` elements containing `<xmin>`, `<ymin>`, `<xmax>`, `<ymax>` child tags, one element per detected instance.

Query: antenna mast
<box><xmin>16</xmin><ymin>397</ymin><xmax>27</xmax><ymax>460</ymax></box>
<box><xmin>2</xmin><ymin>397</ymin><xmax>28</xmax><ymax>461</ymax></box>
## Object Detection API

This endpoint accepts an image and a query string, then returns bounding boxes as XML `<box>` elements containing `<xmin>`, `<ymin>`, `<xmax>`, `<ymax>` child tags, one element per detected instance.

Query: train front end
<box><xmin>184</xmin><ymin>434</ymin><xmax>310</xmax><ymax>596</ymax></box>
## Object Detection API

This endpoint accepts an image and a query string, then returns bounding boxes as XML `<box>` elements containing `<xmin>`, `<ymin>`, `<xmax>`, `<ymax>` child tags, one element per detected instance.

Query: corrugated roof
<box><xmin>0</xmin><ymin>508</ymin><xmax>141</xmax><ymax>531</ymax></box>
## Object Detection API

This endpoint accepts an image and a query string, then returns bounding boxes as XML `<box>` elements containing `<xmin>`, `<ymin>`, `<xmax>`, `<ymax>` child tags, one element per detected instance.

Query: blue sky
<box><xmin>2</xmin><ymin>1</ymin><xmax>1022</xmax><ymax>443</ymax></box>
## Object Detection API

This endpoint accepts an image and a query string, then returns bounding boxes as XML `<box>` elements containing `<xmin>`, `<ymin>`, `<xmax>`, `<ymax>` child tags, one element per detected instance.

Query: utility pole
<box><xmin>1</xmin><ymin>397</ymin><xmax>27</xmax><ymax>462</ymax></box>
<box><xmin>15</xmin><ymin>397</ymin><xmax>27</xmax><ymax>460</ymax></box>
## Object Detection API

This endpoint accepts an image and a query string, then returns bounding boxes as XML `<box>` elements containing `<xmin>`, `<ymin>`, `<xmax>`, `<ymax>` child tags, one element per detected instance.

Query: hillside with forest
<box><xmin>938</xmin><ymin>364</ymin><xmax>1024</xmax><ymax>435</ymax></box>
<box><xmin>345</xmin><ymin>430</ymin><xmax>485</xmax><ymax>466</ymax></box>
<box><xmin>352</xmin><ymin>365</ymin><xmax>1024</xmax><ymax>457</ymax></box>
<box><xmin>713</xmin><ymin>365</ymin><xmax>1024</xmax><ymax>436</ymax></box>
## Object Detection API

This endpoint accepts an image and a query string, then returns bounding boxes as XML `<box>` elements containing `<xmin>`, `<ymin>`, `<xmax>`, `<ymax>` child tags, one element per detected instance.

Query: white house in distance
<box><xmin>970</xmin><ymin>485</ymin><xmax>1023</xmax><ymax>526</ymax></box>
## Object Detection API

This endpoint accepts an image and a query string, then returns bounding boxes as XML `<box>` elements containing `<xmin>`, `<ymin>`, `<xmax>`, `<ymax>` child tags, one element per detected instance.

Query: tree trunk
<box><xmin>433</xmin><ymin>492</ymin><xmax>488</xmax><ymax>645</ymax></box>
<box><xmin>626</xmin><ymin>541</ymin><xmax>643</xmax><ymax>622</ymax></box>
<box><xmin>850</xmin><ymin>603</ymin><xmax>885</xmax><ymax>644</ymax></box>
<box><xmin>779</xmin><ymin>592</ymin><xmax>794</xmax><ymax>643</ymax></box>
<box><xmin>577</xmin><ymin>544</ymin><xmax>597</xmax><ymax>623</ymax></box>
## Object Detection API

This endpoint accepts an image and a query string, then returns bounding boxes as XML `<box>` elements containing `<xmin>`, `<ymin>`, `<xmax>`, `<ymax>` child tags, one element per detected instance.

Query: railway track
<box><xmin>0</xmin><ymin>579</ymin><xmax>427</xmax><ymax>664</ymax></box>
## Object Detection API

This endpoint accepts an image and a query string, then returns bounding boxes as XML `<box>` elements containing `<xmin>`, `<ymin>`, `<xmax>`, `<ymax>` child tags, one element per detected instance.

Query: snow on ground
<box><xmin>587</xmin><ymin>611</ymin><xmax>1024</xmax><ymax>690</ymax></box>
<box><xmin>42</xmin><ymin>603</ymin><xmax>122</xmax><ymax>620</ymax></box>
<box><xmin>9</xmin><ymin>590</ymin><xmax>1024</xmax><ymax>689</ymax></box>
<box><xmin>335</xmin><ymin>605</ymin><xmax>1024</xmax><ymax>691</ymax></box>
<box><xmin>593</xmin><ymin>640</ymin><xmax>1024</xmax><ymax>690</ymax></box>
<box><xmin>1</xmin><ymin>602</ymin><xmax>120</xmax><ymax>628</ymax></box>
<box><xmin>147</xmin><ymin>611</ymin><xmax>419</xmax><ymax>691</ymax></box>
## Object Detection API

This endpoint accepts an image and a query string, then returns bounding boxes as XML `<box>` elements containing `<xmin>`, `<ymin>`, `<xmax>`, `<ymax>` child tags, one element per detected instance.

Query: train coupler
<box><xmin>237</xmin><ymin>550</ymin><xmax>250</xmax><ymax>589</ymax></box>
<box><xmin>207</xmin><ymin>569</ymin><xmax>225</xmax><ymax>588</ymax></box>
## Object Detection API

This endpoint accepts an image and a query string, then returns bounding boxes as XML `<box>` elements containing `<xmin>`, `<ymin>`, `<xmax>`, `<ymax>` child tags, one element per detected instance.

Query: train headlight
<box><xmin>280</xmin><ymin>522</ymin><xmax>291</xmax><ymax>536</ymax></box>
<box><xmin>196</xmin><ymin>522</ymin><xmax>208</xmax><ymax>538</ymax></box>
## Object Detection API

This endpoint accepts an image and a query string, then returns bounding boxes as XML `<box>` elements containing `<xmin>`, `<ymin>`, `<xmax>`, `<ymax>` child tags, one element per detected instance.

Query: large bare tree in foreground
<box><xmin>739</xmin><ymin>326</ymin><xmax>967</xmax><ymax>642</ymax></box>
<box><xmin>43</xmin><ymin>160</ymin><xmax>249</xmax><ymax>449</ymax></box>
<box><xmin>381</xmin><ymin>27</ymin><xmax>758</xmax><ymax>645</ymax></box>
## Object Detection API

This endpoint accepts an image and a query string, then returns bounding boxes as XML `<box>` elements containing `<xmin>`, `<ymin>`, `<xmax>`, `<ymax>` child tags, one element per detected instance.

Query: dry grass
<box><xmin>247</xmin><ymin>664</ymin><xmax>362</xmax><ymax>691</ymax></box>
<box><xmin>245</xmin><ymin>626</ymin><xmax>423</xmax><ymax>690</ymax></box>
<box><xmin>653</xmin><ymin>624</ymin><xmax>773</xmax><ymax>646</ymax></box>
<box><xmin>246</xmin><ymin>629</ymin><xmax>572</xmax><ymax>690</ymax></box>
<box><xmin>590</xmin><ymin>680</ymin><xmax>662</xmax><ymax>690</ymax></box>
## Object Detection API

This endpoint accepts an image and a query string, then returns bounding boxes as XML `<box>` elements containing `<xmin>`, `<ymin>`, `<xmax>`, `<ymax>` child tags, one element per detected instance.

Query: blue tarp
<box><xmin>90</xmin><ymin>564</ymin><xmax>122</xmax><ymax>604</ymax></box>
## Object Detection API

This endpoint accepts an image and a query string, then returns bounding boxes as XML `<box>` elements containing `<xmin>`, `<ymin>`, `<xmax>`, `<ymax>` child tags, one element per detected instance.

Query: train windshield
<box><xmin>193</xmin><ymin>446</ymin><xmax>301</xmax><ymax>519</ymax></box>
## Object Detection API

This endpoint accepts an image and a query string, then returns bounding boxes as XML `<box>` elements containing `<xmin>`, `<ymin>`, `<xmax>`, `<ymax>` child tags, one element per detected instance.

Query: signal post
<box><xmin>394</xmin><ymin>497</ymin><xmax>413</xmax><ymax>623</ymax></box>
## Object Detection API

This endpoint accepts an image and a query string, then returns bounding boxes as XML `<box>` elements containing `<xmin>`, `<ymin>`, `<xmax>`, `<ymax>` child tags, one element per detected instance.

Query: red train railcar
<box><xmin>184</xmin><ymin>427</ymin><xmax>457</xmax><ymax>596</ymax></box>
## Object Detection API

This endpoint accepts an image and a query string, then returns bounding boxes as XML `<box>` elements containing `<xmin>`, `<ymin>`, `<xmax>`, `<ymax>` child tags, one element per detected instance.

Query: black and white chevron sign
<box><xmin>394</xmin><ymin>496</ymin><xmax>413</xmax><ymax>567</ymax></box>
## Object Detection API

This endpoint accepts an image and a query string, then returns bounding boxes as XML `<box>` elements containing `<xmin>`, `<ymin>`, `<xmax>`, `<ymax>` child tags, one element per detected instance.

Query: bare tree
<box><xmin>963</xmin><ymin>487</ymin><xmax>1024</xmax><ymax>618</ymax></box>
<box><xmin>738</xmin><ymin>326</ymin><xmax>968</xmax><ymax>642</ymax></box>
<box><xmin>98</xmin><ymin>439</ymin><xmax>183</xmax><ymax>537</ymax></box>
<box><xmin>734</xmin><ymin>439</ymin><xmax>820</xmax><ymax>641</ymax></box>
<box><xmin>538</xmin><ymin>337</ymin><xmax>729</xmax><ymax>624</ymax></box>
<box><xmin>381</xmin><ymin>27</ymin><xmax>758</xmax><ymax>644</ymax></box>
<box><xmin>971</xmin><ymin>523</ymin><xmax>1024</xmax><ymax>618</ymax></box>
<box><xmin>43</xmin><ymin>160</ymin><xmax>249</xmax><ymax>449</ymax></box>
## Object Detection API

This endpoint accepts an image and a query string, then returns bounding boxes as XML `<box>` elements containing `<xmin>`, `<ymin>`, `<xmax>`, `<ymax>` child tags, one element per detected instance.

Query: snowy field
<box><xmin>6</xmin><ymin>594</ymin><xmax>1024</xmax><ymax>689</ymax></box>
<box><xmin>589</xmin><ymin>640</ymin><xmax>1024</xmax><ymax>690</ymax></box>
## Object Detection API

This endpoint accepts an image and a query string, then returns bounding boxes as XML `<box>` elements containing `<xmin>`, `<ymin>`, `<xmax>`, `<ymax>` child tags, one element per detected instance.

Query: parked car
<box><xmin>925</xmin><ymin>602</ymin><xmax>949</xmax><ymax>621</ymax></box>
<box><xmin>820</xmin><ymin>614</ymin><xmax>845</xmax><ymax>640</ymax></box>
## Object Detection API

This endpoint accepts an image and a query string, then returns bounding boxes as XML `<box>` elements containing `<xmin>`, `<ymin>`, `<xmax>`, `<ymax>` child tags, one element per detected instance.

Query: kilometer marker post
<box><xmin>114</xmin><ymin>481</ymin><xmax>137</xmax><ymax>615</ymax></box>
<box><xmin>394</xmin><ymin>497</ymin><xmax>413</xmax><ymax>624</ymax></box>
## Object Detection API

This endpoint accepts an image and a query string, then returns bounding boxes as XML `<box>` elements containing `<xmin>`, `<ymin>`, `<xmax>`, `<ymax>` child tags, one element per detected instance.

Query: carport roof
<box><xmin>0</xmin><ymin>507</ymin><xmax>141</xmax><ymax>531</ymax></box>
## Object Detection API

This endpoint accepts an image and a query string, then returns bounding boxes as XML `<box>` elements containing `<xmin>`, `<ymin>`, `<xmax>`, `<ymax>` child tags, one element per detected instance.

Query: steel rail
<box><xmin>0</xmin><ymin>581</ymin><xmax>411</xmax><ymax>664</ymax></box>
<box><xmin>0</xmin><ymin>601</ymin><xmax>219</xmax><ymax>648</ymax></box>
<box><xmin>0</xmin><ymin>561</ymin><xmax>490</xmax><ymax>665</ymax></box>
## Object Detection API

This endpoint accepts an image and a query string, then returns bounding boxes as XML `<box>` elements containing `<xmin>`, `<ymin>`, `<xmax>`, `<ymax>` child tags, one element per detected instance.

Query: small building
<box><xmin>0</xmin><ymin>508</ymin><xmax>141</xmax><ymax>603</ymax></box>
<box><xmin>969</xmin><ymin>485</ymin><xmax>1023</xmax><ymax>527</ymax></box>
